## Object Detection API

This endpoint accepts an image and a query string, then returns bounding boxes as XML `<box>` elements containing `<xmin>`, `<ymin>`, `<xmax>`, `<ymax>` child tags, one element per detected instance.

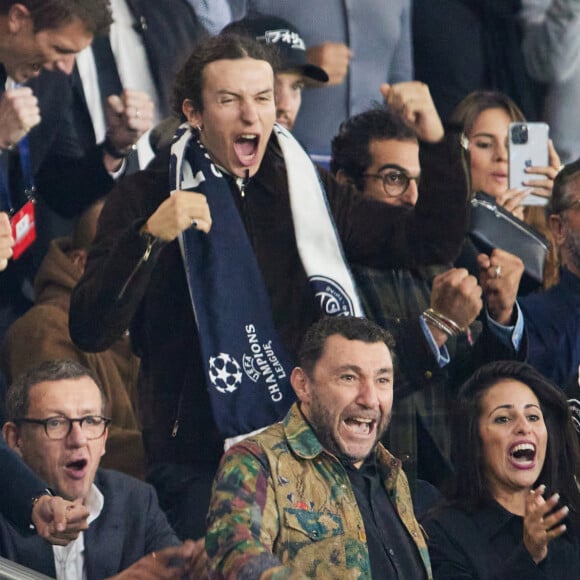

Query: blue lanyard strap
<box><xmin>0</xmin><ymin>136</ymin><xmax>35</xmax><ymax>215</ymax></box>
<box><xmin>18</xmin><ymin>136</ymin><xmax>35</xmax><ymax>197</ymax></box>
<box><xmin>0</xmin><ymin>154</ymin><xmax>11</xmax><ymax>213</ymax></box>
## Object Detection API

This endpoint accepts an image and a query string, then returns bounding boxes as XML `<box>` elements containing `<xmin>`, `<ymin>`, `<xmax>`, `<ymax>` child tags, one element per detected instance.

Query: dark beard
<box><xmin>307</xmin><ymin>397</ymin><xmax>390</xmax><ymax>465</ymax></box>
<box><xmin>563</xmin><ymin>223</ymin><xmax>580</xmax><ymax>273</ymax></box>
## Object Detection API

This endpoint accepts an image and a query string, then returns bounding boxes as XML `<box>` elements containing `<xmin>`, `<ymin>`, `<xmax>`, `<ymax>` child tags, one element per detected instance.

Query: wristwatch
<box><xmin>103</xmin><ymin>136</ymin><xmax>132</xmax><ymax>160</ymax></box>
<box><xmin>29</xmin><ymin>488</ymin><xmax>56</xmax><ymax>531</ymax></box>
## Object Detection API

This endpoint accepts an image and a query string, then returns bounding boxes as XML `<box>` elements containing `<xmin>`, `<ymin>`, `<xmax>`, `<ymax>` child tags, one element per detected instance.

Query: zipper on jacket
<box><xmin>171</xmin><ymin>389</ymin><xmax>185</xmax><ymax>438</ymax></box>
<box><xmin>471</xmin><ymin>197</ymin><xmax>548</xmax><ymax>249</ymax></box>
<box><xmin>236</xmin><ymin>170</ymin><xmax>256</xmax><ymax>244</ymax></box>
<box><xmin>239</xmin><ymin>169</ymin><xmax>250</xmax><ymax>198</ymax></box>
<box><xmin>117</xmin><ymin>233</ymin><xmax>158</xmax><ymax>301</ymax></box>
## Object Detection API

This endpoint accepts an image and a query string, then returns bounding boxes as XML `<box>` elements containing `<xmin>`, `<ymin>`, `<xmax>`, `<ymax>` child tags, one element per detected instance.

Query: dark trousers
<box><xmin>147</xmin><ymin>461</ymin><xmax>219</xmax><ymax>540</ymax></box>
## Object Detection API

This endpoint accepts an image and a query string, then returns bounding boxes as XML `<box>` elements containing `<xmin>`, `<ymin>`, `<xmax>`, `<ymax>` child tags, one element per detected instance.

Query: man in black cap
<box><xmin>222</xmin><ymin>15</ymin><xmax>328</xmax><ymax>131</ymax></box>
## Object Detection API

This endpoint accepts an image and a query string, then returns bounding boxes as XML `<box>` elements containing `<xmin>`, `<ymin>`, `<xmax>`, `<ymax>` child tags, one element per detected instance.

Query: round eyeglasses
<box><xmin>362</xmin><ymin>170</ymin><xmax>420</xmax><ymax>197</ymax></box>
<box><xmin>14</xmin><ymin>415</ymin><xmax>111</xmax><ymax>440</ymax></box>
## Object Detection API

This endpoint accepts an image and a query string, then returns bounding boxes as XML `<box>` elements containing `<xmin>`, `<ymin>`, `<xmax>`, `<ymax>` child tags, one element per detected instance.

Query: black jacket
<box><xmin>70</xmin><ymin>137</ymin><xmax>470</xmax><ymax>465</ymax></box>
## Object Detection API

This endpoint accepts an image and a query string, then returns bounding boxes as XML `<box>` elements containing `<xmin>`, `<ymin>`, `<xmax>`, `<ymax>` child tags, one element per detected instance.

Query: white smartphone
<box><xmin>508</xmin><ymin>122</ymin><xmax>549</xmax><ymax>206</ymax></box>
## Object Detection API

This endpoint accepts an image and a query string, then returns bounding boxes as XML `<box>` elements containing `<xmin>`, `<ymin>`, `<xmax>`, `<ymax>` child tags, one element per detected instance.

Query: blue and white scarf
<box><xmin>170</xmin><ymin>123</ymin><xmax>362</xmax><ymax>439</ymax></box>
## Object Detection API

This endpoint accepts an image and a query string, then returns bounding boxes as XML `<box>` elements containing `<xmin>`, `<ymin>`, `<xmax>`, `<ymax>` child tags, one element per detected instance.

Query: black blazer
<box><xmin>0</xmin><ymin>436</ymin><xmax>47</xmax><ymax>536</ymax></box>
<box><xmin>0</xmin><ymin>469</ymin><xmax>180</xmax><ymax>579</ymax></box>
<box><xmin>71</xmin><ymin>0</ymin><xmax>206</xmax><ymax>151</ymax></box>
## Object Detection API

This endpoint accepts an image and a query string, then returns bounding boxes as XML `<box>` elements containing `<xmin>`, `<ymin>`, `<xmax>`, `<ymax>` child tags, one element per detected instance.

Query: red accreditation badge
<box><xmin>10</xmin><ymin>199</ymin><xmax>36</xmax><ymax>259</ymax></box>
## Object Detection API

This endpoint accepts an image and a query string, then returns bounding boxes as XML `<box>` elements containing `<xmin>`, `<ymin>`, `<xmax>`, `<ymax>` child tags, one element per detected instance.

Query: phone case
<box><xmin>508</xmin><ymin>122</ymin><xmax>549</xmax><ymax>206</ymax></box>
<box><xmin>469</xmin><ymin>192</ymin><xmax>548</xmax><ymax>284</ymax></box>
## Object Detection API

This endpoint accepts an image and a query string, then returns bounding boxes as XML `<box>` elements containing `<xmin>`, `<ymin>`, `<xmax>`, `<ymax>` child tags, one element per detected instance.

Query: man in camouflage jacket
<box><xmin>206</xmin><ymin>317</ymin><xmax>432</xmax><ymax>579</ymax></box>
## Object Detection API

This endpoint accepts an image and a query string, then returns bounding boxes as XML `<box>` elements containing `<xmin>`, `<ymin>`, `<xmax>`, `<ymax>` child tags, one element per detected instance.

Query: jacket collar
<box><xmin>283</xmin><ymin>403</ymin><xmax>325</xmax><ymax>459</ymax></box>
<box><xmin>281</xmin><ymin>403</ymin><xmax>431</xmax><ymax>577</ymax></box>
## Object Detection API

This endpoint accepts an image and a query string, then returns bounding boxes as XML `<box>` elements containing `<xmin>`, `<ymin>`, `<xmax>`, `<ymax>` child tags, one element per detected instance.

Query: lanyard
<box><xmin>0</xmin><ymin>136</ymin><xmax>36</xmax><ymax>215</ymax></box>
<box><xmin>0</xmin><ymin>78</ymin><xmax>36</xmax><ymax>215</ymax></box>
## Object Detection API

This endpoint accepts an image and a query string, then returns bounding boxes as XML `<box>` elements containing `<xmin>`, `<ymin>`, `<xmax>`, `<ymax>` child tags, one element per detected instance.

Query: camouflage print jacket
<box><xmin>206</xmin><ymin>403</ymin><xmax>432</xmax><ymax>579</ymax></box>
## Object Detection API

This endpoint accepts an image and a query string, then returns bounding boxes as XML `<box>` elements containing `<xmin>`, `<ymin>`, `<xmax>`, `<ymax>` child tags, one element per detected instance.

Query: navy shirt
<box><xmin>520</xmin><ymin>267</ymin><xmax>580</xmax><ymax>395</ymax></box>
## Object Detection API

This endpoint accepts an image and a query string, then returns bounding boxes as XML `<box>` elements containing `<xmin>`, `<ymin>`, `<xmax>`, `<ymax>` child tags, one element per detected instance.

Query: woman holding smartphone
<box><xmin>451</xmin><ymin>91</ymin><xmax>562</xmax><ymax>289</ymax></box>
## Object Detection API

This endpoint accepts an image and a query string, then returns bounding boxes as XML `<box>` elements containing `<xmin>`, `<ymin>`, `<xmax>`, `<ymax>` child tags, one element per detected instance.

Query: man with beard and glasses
<box><xmin>330</xmin><ymin>82</ymin><xmax>525</xmax><ymax>492</ymax></box>
<box><xmin>206</xmin><ymin>316</ymin><xmax>431</xmax><ymax>580</ymax></box>
<box><xmin>520</xmin><ymin>159</ymin><xmax>580</xmax><ymax>395</ymax></box>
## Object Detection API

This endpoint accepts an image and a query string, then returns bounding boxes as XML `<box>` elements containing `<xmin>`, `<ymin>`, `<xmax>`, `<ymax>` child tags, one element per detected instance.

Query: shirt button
<box><xmin>424</xmin><ymin>370</ymin><xmax>433</xmax><ymax>380</ymax></box>
<box><xmin>388</xmin><ymin>549</ymin><xmax>395</xmax><ymax>556</ymax></box>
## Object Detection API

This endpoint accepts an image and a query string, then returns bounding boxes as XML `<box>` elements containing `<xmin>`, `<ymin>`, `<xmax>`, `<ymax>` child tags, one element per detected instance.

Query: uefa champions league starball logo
<box><xmin>208</xmin><ymin>353</ymin><xmax>243</xmax><ymax>393</ymax></box>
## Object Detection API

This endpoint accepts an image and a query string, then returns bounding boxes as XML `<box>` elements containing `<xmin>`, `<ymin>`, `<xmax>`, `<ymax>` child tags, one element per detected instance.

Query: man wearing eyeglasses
<box><xmin>330</xmin><ymin>82</ymin><xmax>525</xmax><ymax>495</ymax></box>
<box><xmin>0</xmin><ymin>359</ymin><xmax>207</xmax><ymax>579</ymax></box>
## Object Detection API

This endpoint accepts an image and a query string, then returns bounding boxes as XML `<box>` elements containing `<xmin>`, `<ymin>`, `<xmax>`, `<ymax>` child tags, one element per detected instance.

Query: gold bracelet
<box><xmin>422</xmin><ymin>310</ymin><xmax>457</xmax><ymax>337</ymax></box>
<box><xmin>425</xmin><ymin>308</ymin><xmax>465</xmax><ymax>334</ymax></box>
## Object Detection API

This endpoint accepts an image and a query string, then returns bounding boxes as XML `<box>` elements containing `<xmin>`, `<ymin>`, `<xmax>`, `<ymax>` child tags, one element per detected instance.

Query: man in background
<box><xmin>222</xmin><ymin>15</ymin><xmax>328</xmax><ymax>131</ymax></box>
<box><xmin>330</xmin><ymin>82</ymin><xmax>525</xmax><ymax>488</ymax></box>
<box><xmin>520</xmin><ymin>159</ymin><xmax>580</xmax><ymax>394</ymax></box>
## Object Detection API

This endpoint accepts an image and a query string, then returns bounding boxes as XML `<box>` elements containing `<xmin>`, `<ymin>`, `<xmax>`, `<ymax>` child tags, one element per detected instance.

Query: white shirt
<box><xmin>52</xmin><ymin>484</ymin><xmax>104</xmax><ymax>580</ymax></box>
<box><xmin>76</xmin><ymin>0</ymin><xmax>159</xmax><ymax>168</ymax></box>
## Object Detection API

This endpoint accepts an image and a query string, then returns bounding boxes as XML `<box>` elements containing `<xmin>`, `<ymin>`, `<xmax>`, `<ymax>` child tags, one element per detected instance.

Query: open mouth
<box><xmin>343</xmin><ymin>417</ymin><xmax>376</xmax><ymax>437</ymax></box>
<box><xmin>66</xmin><ymin>459</ymin><xmax>88</xmax><ymax>473</ymax></box>
<box><xmin>509</xmin><ymin>442</ymin><xmax>536</xmax><ymax>467</ymax></box>
<box><xmin>233</xmin><ymin>134</ymin><xmax>259</xmax><ymax>166</ymax></box>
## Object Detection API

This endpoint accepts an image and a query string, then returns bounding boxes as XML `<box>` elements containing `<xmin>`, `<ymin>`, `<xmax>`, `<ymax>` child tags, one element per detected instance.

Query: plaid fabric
<box><xmin>352</xmin><ymin>264</ymin><xmax>482</xmax><ymax>488</ymax></box>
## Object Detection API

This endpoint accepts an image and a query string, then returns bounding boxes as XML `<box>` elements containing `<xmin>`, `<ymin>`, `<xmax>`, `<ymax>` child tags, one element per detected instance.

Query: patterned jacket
<box><xmin>206</xmin><ymin>403</ymin><xmax>432</xmax><ymax>579</ymax></box>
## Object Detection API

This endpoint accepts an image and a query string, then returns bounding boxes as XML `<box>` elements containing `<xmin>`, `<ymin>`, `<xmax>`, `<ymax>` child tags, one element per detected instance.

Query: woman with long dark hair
<box><xmin>423</xmin><ymin>360</ymin><xmax>580</xmax><ymax>578</ymax></box>
<box><xmin>453</xmin><ymin>91</ymin><xmax>561</xmax><ymax>289</ymax></box>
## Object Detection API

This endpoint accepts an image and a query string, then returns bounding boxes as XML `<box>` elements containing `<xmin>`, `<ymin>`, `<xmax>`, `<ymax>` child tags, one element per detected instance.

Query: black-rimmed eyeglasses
<box><xmin>362</xmin><ymin>170</ymin><xmax>420</xmax><ymax>197</ymax></box>
<box><xmin>14</xmin><ymin>415</ymin><xmax>111</xmax><ymax>440</ymax></box>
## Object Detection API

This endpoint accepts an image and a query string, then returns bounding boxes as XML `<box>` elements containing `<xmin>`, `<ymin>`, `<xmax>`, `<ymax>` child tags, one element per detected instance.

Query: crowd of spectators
<box><xmin>0</xmin><ymin>0</ymin><xmax>579</xmax><ymax>578</ymax></box>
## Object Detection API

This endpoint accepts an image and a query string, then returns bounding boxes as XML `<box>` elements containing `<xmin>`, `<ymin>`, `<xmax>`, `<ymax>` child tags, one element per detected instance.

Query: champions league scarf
<box><xmin>170</xmin><ymin>123</ymin><xmax>362</xmax><ymax>440</ymax></box>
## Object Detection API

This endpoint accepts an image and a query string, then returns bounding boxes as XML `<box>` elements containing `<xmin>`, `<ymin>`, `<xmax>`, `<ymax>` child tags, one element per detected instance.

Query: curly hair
<box><xmin>330</xmin><ymin>107</ymin><xmax>416</xmax><ymax>192</ymax></box>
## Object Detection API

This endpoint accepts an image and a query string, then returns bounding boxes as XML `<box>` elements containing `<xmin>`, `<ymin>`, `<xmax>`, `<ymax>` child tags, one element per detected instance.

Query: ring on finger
<box><xmin>135</xmin><ymin>108</ymin><xmax>141</xmax><ymax>120</ymax></box>
<box><xmin>492</xmin><ymin>265</ymin><xmax>502</xmax><ymax>279</ymax></box>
